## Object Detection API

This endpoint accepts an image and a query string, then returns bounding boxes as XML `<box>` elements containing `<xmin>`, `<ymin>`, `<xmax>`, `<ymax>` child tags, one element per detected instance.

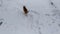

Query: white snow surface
<box><xmin>0</xmin><ymin>0</ymin><xmax>60</xmax><ymax>34</ymax></box>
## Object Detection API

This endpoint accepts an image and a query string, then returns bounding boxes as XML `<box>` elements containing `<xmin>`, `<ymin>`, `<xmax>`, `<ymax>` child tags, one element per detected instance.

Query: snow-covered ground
<box><xmin>0</xmin><ymin>0</ymin><xmax>60</xmax><ymax>34</ymax></box>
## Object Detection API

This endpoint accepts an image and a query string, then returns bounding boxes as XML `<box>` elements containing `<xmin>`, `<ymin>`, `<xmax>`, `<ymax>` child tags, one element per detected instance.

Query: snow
<box><xmin>0</xmin><ymin>0</ymin><xmax>60</xmax><ymax>34</ymax></box>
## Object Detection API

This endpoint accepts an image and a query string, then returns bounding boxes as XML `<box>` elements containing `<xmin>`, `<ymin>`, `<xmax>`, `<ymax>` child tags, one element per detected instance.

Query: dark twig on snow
<box><xmin>49</xmin><ymin>0</ymin><xmax>57</xmax><ymax>8</ymax></box>
<box><xmin>23</xmin><ymin>6</ymin><xmax>29</xmax><ymax>16</ymax></box>
<box><xmin>0</xmin><ymin>18</ymin><xmax>4</xmax><ymax>26</ymax></box>
<box><xmin>0</xmin><ymin>21</ymin><xmax>3</xmax><ymax>26</ymax></box>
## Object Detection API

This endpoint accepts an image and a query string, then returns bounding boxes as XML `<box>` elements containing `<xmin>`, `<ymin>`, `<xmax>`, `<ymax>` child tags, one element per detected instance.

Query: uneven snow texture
<box><xmin>0</xmin><ymin>0</ymin><xmax>60</xmax><ymax>34</ymax></box>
